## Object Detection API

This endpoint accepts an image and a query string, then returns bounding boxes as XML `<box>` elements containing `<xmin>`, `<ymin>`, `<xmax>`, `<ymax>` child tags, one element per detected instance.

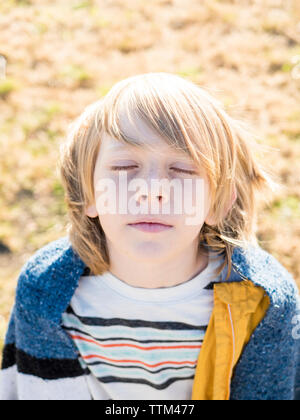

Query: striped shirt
<box><xmin>61</xmin><ymin>251</ymin><xmax>225</xmax><ymax>400</ymax></box>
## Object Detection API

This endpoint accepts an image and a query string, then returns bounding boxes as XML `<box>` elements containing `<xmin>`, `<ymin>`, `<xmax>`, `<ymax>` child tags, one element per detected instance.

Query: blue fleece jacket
<box><xmin>0</xmin><ymin>236</ymin><xmax>299</xmax><ymax>400</ymax></box>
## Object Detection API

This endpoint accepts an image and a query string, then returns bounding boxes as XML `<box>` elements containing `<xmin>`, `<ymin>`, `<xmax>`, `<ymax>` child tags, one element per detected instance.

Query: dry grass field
<box><xmin>0</xmin><ymin>0</ymin><xmax>300</xmax><ymax>360</ymax></box>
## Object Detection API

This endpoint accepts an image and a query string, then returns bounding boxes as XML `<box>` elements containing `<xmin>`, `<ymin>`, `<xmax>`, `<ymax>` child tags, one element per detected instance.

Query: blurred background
<box><xmin>0</xmin><ymin>0</ymin><xmax>300</xmax><ymax>359</ymax></box>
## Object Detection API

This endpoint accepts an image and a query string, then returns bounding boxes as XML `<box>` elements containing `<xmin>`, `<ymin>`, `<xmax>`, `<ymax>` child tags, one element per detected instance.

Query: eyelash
<box><xmin>110</xmin><ymin>166</ymin><xmax>197</xmax><ymax>175</ymax></box>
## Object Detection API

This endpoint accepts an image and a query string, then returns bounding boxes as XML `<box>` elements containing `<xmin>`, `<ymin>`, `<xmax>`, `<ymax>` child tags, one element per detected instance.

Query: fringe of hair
<box><xmin>58</xmin><ymin>73</ymin><xmax>281</xmax><ymax>280</ymax></box>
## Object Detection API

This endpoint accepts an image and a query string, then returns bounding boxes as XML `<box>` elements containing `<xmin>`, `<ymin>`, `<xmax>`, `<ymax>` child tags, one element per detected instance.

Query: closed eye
<box><xmin>110</xmin><ymin>166</ymin><xmax>138</xmax><ymax>171</ymax></box>
<box><xmin>110</xmin><ymin>166</ymin><xmax>197</xmax><ymax>175</ymax></box>
<box><xmin>172</xmin><ymin>168</ymin><xmax>198</xmax><ymax>175</ymax></box>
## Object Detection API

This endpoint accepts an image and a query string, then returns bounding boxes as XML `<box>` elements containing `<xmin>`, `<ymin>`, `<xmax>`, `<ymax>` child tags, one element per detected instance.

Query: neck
<box><xmin>107</xmin><ymin>243</ymin><xmax>210</xmax><ymax>289</ymax></box>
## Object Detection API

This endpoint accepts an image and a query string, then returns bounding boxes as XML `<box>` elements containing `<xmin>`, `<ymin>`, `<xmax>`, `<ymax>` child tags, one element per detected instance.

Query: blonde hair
<box><xmin>58</xmin><ymin>72</ymin><xmax>280</xmax><ymax>280</ymax></box>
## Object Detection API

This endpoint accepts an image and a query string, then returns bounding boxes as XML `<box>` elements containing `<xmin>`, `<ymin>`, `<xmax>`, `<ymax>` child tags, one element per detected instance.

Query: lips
<box><xmin>128</xmin><ymin>219</ymin><xmax>173</xmax><ymax>227</ymax></box>
<box><xmin>128</xmin><ymin>222</ymin><xmax>174</xmax><ymax>233</ymax></box>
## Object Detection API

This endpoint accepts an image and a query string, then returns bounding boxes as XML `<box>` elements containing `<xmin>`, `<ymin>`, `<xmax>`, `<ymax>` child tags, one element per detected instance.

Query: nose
<box><xmin>135</xmin><ymin>165</ymin><xmax>170</xmax><ymax>207</ymax></box>
<box><xmin>138</xmin><ymin>192</ymin><xmax>166</xmax><ymax>206</ymax></box>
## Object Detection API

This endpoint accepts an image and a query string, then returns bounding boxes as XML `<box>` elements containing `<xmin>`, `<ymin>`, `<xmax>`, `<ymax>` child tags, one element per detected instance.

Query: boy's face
<box><xmin>85</xmin><ymin>112</ymin><xmax>214</xmax><ymax>264</ymax></box>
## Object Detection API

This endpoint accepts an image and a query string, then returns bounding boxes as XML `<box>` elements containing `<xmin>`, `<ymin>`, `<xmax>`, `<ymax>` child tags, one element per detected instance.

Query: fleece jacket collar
<box><xmin>16</xmin><ymin>236</ymin><xmax>298</xmax><ymax>328</ymax></box>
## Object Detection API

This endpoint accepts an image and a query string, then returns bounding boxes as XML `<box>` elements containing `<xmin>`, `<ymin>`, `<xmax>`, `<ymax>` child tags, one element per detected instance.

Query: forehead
<box><xmin>102</xmin><ymin>135</ymin><xmax>191</xmax><ymax>162</ymax></box>
<box><xmin>104</xmin><ymin>138</ymin><xmax>178</xmax><ymax>154</ymax></box>
<box><xmin>101</xmin><ymin>112</ymin><xmax>187</xmax><ymax>158</ymax></box>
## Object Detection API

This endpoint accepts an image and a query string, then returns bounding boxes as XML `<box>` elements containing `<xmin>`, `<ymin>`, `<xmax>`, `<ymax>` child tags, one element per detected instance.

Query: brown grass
<box><xmin>0</xmin><ymin>0</ymin><xmax>300</xmax><ymax>359</ymax></box>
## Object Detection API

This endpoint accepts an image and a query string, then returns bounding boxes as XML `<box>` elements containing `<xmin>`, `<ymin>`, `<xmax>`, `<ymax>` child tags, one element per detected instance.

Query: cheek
<box><xmin>179</xmin><ymin>178</ymin><xmax>211</xmax><ymax>227</ymax></box>
<box><xmin>180</xmin><ymin>178</ymin><xmax>209</xmax><ymax>208</ymax></box>
<box><xmin>97</xmin><ymin>213</ymin><xmax>125</xmax><ymax>243</ymax></box>
<box><xmin>94</xmin><ymin>172</ymin><xmax>121</xmax><ymax>216</ymax></box>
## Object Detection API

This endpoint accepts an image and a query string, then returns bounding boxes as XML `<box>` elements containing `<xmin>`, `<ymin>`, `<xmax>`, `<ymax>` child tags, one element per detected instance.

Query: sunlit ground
<box><xmin>0</xmin><ymin>0</ymin><xmax>300</xmax><ymax>360</ymax></box>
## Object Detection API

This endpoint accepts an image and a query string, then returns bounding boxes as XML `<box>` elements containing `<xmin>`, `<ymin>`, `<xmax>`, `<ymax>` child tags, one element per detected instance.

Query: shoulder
<box><xmin>15</xmin><ymin>236</ymin><xmax>87</xmax><ymax>323</ymax></box>
<box><xmin>230</xmin><ymin>245</ymin><xmax>300</xmax><ymax>400</ymax></box>
<box><xmin>231</xmin><ymin>243</ymin><xmax>300</xmax><ymax>313</ymax></box>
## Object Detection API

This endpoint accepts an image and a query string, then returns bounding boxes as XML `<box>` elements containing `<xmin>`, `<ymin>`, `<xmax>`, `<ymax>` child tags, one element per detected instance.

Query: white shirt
<box><xmin>61</xmin><ymin>251</ymin><xmax>225</xmax><ymax>400</ymax></box>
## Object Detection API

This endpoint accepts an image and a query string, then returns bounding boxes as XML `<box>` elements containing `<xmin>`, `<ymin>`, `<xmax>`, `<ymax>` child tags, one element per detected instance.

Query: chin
<box><xmin>131</xmin><ymin>243</ymin><xmax>172</xmax><ymax>260</ymax></box>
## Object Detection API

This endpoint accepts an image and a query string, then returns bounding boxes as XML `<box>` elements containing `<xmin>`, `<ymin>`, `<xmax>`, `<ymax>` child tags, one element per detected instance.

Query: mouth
<box><xmin>128</xmin><ymin>219</ymin><xmax>173</xmax><ymax>227</ymax></box>
<box><xmin>128</xmin><ymin>222</ymin><xmax>174</xmax><ymax>233</ymax></box>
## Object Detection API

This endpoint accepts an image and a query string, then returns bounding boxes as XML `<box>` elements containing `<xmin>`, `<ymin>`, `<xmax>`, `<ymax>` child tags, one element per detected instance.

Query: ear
<box><xmin>85</xmin><ymin>204</ymin><xmax>98</xmax><ymax>218</ymax></box>
<box><xmin>205</xmin><ymin>186</ymin><xmax>237</xmax><ymax>226</ymax></box>
<box><xmin>224</xmin><ymin>185</ymin><xmax>237</xmax><ymax>218</ymax></box>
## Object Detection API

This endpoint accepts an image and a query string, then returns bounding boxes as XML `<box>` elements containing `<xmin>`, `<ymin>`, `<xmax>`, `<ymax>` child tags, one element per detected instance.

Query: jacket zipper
<box><xmin>227</xmin><ymin>303</ymin><xmax>235</xmax><ymax>400</ymax></box>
